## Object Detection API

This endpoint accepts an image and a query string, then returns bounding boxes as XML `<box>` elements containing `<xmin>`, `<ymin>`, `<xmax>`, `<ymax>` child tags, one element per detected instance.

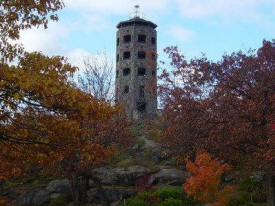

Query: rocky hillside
<box><xmin>1</xmin><ymin>125</ymin><xmax>189</xmax><ymax>206</ymax></box>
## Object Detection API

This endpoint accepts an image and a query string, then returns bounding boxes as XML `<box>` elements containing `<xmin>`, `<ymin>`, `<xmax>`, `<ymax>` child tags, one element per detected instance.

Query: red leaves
<box><xmin>157</xmin><ymin>40</ymin><xmax>275</xmax><ymax>173</ymax></box>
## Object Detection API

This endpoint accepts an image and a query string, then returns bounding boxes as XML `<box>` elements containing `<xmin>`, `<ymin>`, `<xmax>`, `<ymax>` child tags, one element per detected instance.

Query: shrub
<box><xmin>227</xmin><ymin>192</ymin><xmax>267</xmax><ymax>206</ymax></box>
<box><xmin>130</xmin><ymin>124</ymin><xmax>145</xmax><ymax>137</ymax></box>
<box><xmin>227</xmin><ymin>177</ymin><xmax>267</xmax><ymax>206</ymax></box>
<box><xmin>119</xmin><ymin>187</ymin><xmax>201</xmax><ymax>206</ymax></box>
<box><xmin>124</xmin><ymin>197</ymin><xmax>150</xmax><ymax>206</ymax></box>
<box><xmin>48</xmin><ymin>195</ymin><xmax>69</xmax><ymax>206</ymax></box>
<box><xmin>157</xmin><ymin>198</ymin><xmax>183</xmax><ymax>206</ymax></box>
<box><xmin>136</xmin><ymin>191</ymin><xmax>160</xmax><ymax>204</ymax></box>
<box><xmin>154</xmin><ymin>187</ymin><xmax>185</xmax><ymax>201</ymax></box>
<box><xmin>237</xmin><ymin>177</ymin><xmax>266</xmax><ymax>203</ymax></box>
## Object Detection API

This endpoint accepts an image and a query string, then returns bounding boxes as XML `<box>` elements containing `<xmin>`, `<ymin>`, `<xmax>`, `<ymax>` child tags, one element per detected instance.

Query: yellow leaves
<box><xmin>0</xmin><ymin>51</ymin><xmax>129</xmax><ymax>183</ymax></box>
<box><xmin>0</xmin><ymin>196</ymin><xmax>10</xmax><ymax>206</ymax></box>
<box><xmin>87</xmin><ymin>154</ymin><xmax>94</xmax><ymax>161</ymax></box>
<box><xmin>0</xmin><ymin>0</ymin><xmax>64</xmax><ymax>62</ymax></box>
<box><xmin>13</xmin><ymin>93</ymin><xmax>21</xmax><ymax>100</ymax></box>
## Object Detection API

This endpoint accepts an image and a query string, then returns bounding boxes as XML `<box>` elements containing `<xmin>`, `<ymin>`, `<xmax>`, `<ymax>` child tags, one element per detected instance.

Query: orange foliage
<box><xmin>0</xmin><ymin>0</ymin><xmax>63</xmax><ymax>62</ymax></box>
<box><xmin>0</xmin><ymin>52</ymin><xmax>130</xmax><ymax>204</ymax></box>
<box><xmin>0</xmin><ymin>1</ymin><xmax>131</xmax><ymax>205</ymax></box>
<box><xmin>184</xmin><ymin>152</ymin><xmax>233</xmax><ymax>206</ymax></box>
<box><xmin>0</xmin><ymin>196</ymin><xmax>11</xmax><ymax>206</ymax></box>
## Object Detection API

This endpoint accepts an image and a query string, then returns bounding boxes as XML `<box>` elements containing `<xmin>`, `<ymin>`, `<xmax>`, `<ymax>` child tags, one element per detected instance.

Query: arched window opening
<box><xmin>124</xmin><ymin>35</ymin><xmax>131</xmax><ymax>43</ymax></box>
<box><xmin>139</xmin><ymin>85</ymin><xmax>145</xmax><ymax>98</ymax></box>
<box><xmin>123</xmin><ymin>51</ymin><xmax>131</xmax><ymax>59</ymax></box>
<box><xmin>137</xmin><ymin>102</ymin><xmax>146</xmax><ymax>112</ymax></box>
<box><xmin>138</xmin><ymin>34</ymin><xmax>146</xmax><ymax>43</ymax></box>
<box><xmin>138</xmin><ymin>68</ymin><xmax>146</xmax><ymax>76</ymax></box>
<box><xmin>138</xmin><ymin>51</ymin><xmax>146</xmax><ymax>59</ymax></box>
<box><xmin>124</xmin><ymin>85</ymin><xmax>129</xmax><ymax>93</ymax></box>
<box><xmin>151</xmin><ymin>37</ymin><xmax>156</xmax><ymax>45</ymax></box>
<box><xmin>152</xmin><ymin>53</ymin><xmax>156</xmax><ymax>61</ymax></box>
<box><xmin>123</xmin><ymin>68</ymin><xmax>130</xmax><ymax>76</ymax></box>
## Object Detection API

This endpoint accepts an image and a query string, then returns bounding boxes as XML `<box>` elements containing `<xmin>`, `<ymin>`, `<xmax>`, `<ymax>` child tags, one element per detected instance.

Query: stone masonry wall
<box><xmin>115</xmin><ymin>22</ymin><xmax>157</xmax><ymax>119</ymax></box>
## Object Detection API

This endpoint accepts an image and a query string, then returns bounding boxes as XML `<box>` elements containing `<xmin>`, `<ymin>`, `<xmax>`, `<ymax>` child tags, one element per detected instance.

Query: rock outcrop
<box><xmin>14</xmin><ymin>165</ymin><xmax>187</xmax><ymax>205</ymax></box>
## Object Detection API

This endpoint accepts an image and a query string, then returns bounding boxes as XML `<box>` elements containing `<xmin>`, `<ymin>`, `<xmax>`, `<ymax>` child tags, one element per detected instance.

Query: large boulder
<box><xmin>92</xmin><ymin>165</ymin><xmax>150</xmax><ymax>186</ymax></box>
<box><xmin>15</xmin><ymin>179</ymin><xmax>71</xmax><ymax>206</ymax></box>
<box><xmin>149</xmin><ymin>167</ymin><xmax>188</xmax><ymax>186</ymax></box>
<box><xmin>86</xmin><ymin>186</ymin><xmax>136</xmax><ymax>204</ymax></box>
<box><xmin>16</xmin><ymin>185</ymin><xmax>48</xmax><ymax>206</ymax></box>
<box><xmin>45</xmin><ymin>179</ymin><xmax>70</xmax><ymax>194</ymax></box>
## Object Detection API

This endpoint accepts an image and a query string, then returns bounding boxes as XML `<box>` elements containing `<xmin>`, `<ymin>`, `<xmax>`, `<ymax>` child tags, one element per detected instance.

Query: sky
<box><xmin>19</xmin><ymin>0</ymin><xmax>275</xmax><ymax>68</ymax></box>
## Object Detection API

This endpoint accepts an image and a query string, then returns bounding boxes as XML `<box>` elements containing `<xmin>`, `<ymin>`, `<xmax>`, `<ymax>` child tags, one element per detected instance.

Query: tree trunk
<box><xmin>71</xmin><ymin>184</ymin><xmax>80</xmax><ymax>206</ymax></box>
<box><xmin>90</xmin><ymin>175</ymin><xmax>110</xmax><ymax>206</ymax></box>
<box><xmin>267</xmin><ymin>174</ymin><xmax>275</xmax><ymax>206</ymax></box>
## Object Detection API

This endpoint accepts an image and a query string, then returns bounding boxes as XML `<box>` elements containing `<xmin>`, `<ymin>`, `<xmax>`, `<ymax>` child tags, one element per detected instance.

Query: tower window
<box><xmin>123</xmin><ymin>51</ymin><xmax>131</xmax><ymax>59</ymax></box>
<box><xmin>138</xmin><ymin>51</ymin><xmax>146</xmax><ymax>59</ymax></box>
<box><xmin>152</xmin><ymin>69</ymin><xmax>156</xmax><ymax>75</ymax></box>
<box><xmin>137</xmin><ymin>102</ymin><xmax>146</xmax><ymax>112</ymax></box>
<box><xmin>124</xmin><ymin>35</ymin><xmax>131</xmax><ymax>43</ymax></box>
<box><xmin>117</xmin><ymin>54</ymin><xmax>119</xmax><ymax>62</ymax></box>
<box><xmin>116</xmin><ymin>70</ymin><xmax>119</xmax><ymax>77</ymax></box>
<box><xmin>151</xmin><ymin>37</ymin><xmax>156</xmax><ymax>45</ymax></box>
<box><xmin>123</xmin><ymin>68</ymin><xmax>130</xmax><ymax>76</ymax></box>
<box><xmin>117</xmin><ymin>38</ymin><xmax>119</xmax><ymax>46</ymax></box>
<box><xmin>138</xmin><ymin>35</ymin><xmax>146</xmax><ymax>43</ymax></box>
<box><xmin>139</xmin><ymin>85</ymin><xmax>145</xmax><ymax>98</ymax></box>
<box><xmin>124</xmin><ymin>85</ymin><xmax>129</xmax><ymax>93</ymax></box>
<box><xmin>138</xmin><ymin>68</ymin><xmax>146</xmax><ymax>76</ymax></box>
<box><xmin>152</xmin><ymin>53</ymin><xmax>156</xmax><ymax>61</ymax></box>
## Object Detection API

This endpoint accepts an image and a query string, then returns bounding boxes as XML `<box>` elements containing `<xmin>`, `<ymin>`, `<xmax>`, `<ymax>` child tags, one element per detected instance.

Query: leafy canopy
<box><xmin>0</xmin><ymin>0</ymin><xmax>64</xmax><ymax>61</ymax></box>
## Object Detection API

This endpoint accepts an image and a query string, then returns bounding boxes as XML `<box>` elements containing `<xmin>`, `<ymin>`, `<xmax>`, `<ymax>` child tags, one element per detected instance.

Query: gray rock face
<box><xmin>14</xmin><ymin>166</ymin><xmax>188</xmax><ymax>205</ymax></box>
<box><xmin>46</xmin><ymin>179</ymin><xmax>70</xmax><ymax>194</ymax></box>
<box><xmin>31</xmin><ymin>190</ymin><xmax>50</xmax><ymax>206</ymax></box>
<box><xmin>87</xmin><ymin>186</ymin><xmax>136</xmax><ymax>204</ymax></box>
<box><xmin>104</xmin><ymin>187</ymin><xmax>136</xmax><ymax>202</ymax></box>
<box><xmin>16</xmin><ymin>185</ymin><xmax>47</xmax><ymax>206</ymax></box>
<box><xmin>92</xmin><ymin>165</ymin><xmax>150</xmax><ymax>186</ymax></box>
<box><xmin>16</xmin><ymin>179</ymin><xmax>71</xmax><ymax>206</ymax></box>
<box><xmin>149</xmin><ymin>168</ymin><xmax>188</xmax><ymax>186</ymax></box>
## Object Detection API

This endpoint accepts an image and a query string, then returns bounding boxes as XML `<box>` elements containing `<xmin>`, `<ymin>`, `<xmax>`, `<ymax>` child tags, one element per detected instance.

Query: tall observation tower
<box><xmin>115</xmin><ymin>6</ymin><xmax>158</xmax><ymax>120</ymax></box>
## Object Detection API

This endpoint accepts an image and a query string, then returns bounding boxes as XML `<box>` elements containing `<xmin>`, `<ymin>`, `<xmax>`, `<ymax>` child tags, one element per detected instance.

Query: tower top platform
<box><xmin>117</xmin><ymin>17</ymin><xmax>157</xmax><ymax>29</ymax></box>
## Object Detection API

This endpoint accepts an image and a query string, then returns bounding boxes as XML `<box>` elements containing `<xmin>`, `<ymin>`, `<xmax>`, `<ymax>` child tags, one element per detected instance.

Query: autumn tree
<box><xmin>184</xmin><ymin>152</ymin><xmax>232</xmax><ymax>206</ymax></box>
<box><xmin>0</xmin><ymin>1</ymin><xmax>130</xmax><ymax>205</ymax></box>
<box><xmin>158</xmin><ymin>41</ymin><xmax>275</xmax><ymax>205</ymax></box>
<box><xmin>1</xmin><ymin>1</ymin><xmax>63</xmax><ymax>204</ymax></box>
<box><xmin>0</xmin><ymin>52</ymin><xmax>130</xmax><ymax>205</ymax></box>
<box><xmin>0</xmin><ymin>0</ymin><xmax>64</xmax><ymax>62</ymax></box>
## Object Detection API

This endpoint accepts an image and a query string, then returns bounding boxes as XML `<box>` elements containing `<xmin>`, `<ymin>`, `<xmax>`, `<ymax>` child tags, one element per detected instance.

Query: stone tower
<box><xmin>115</xmin><ymin>12</ymin><xmax>158</xmax><ymax>120</ymax></box>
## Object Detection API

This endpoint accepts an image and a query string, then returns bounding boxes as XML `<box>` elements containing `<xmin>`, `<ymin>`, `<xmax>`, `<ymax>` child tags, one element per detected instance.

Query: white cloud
<box><xmin>19</xmin><ymin>22</ymin><xmax>68</xmax><ymax>55</ymax></box>
<box><xmin>168</xmin><ymin>25</ymin><xmax>195</xmax><ymax>42</ymax></box>
<box><xmin>63</xmin><ymin>0</ymin><xmax>275</xmax><ymax>27</ymax></box>
<box><xmin>64</xmin><ymin>0</ymin><xmax>173</xmax><ymax>18</ymax></box>
<box><xmin>66</xmin><ymin>48</ymin><xmax>92</xmax><ymax>68</ymax></box>
<box><xmin>66</xmin><ymin>49</ymin><xmax>115</xmax><ymax>69</ymax></box>
<box><xmin>176</xmin><ymin>0</ymin><xmax>274</xmax><ymax>22</ymax></box>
